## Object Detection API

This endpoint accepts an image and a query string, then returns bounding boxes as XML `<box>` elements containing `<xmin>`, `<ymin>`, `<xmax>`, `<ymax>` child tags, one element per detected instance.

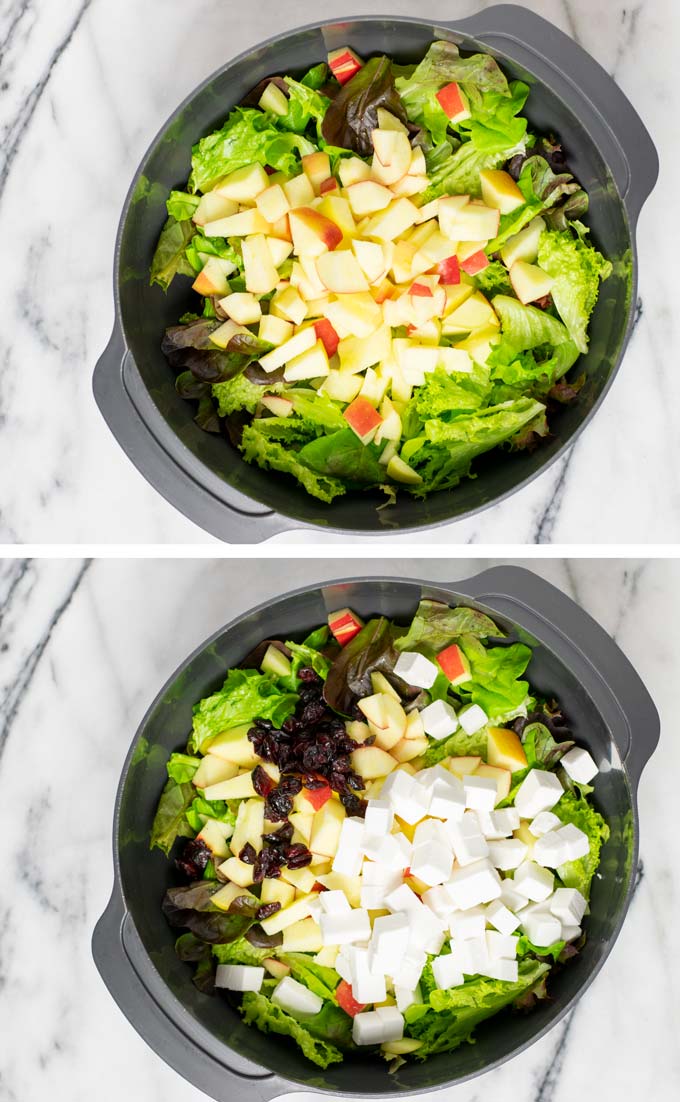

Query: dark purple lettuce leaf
<box><xmin>246</xmin><ymin>925</ymin><xmax>284</xmax><ymax>950</ymax></box>
<box><xmin>323</xmin><ymin>617</ymin><xmax>406</xmax><ymax>715</ymax></box>
<box><xmin>163</xmin><ymin>324</ymin><xmax>274</xmax><ymax>385</ymax></box>
<box><xmin>162</xmin><ymin>881</ymin><xmax>260</xmax><ymax>944</ymax></box>
<box><xmin>321</xmin><ymin>55</ymin><xmax>408</xmax><ymax>156</ymax></box>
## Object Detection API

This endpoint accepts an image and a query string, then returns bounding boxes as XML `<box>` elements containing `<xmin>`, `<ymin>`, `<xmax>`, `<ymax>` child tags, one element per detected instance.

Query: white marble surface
<box><xmin>0</xmin><ymin>557</ymin><xmax>677</xmax><ymax>1101</ymax></box>
<box><xmin>0</xmin><ymin>0</ymin><xmax>676</xmax><ymax>545</ymax></box>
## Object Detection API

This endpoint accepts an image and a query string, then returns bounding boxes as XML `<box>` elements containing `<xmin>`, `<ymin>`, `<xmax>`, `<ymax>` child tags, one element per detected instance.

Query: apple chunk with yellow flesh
<box><xmin>242</xmin><ymin>234</ymin><xmax>279</xmax><ymax>295</ymax></box>
<box><xmin>213</xmin><ymin>162</ymin><xmax>269</xmax><ymax>202</ymax></box>
<box><xmin>509</xmin><ymin>261</ymin><xmax>554</xmax><ymax>304</ymax></box>
<box><xmin>500</xmin><ymin>216</ymin><xmax>546</xmax><ymax>267</ymax></box>
<box><xmin>487</xmin><ymin>726</ymin><xmax>528</xmax><ymax>772</ymax></box>
<box><xmin>258</xmin><ymin>326</ymin><xmax>317</xmax><ymax>373</ymax></box>
<box><xmin>289</xmin><ymin>207</ymin><xmax>343</xmax><ymax>257</ymax></box>
<box><xmin>352</xmin><ymin>239</ymin><xmax>388</xmax><ymax>283</ymax></box>
<box><xmin>309</xmin><ymin>799</ymin><xmax>346</xmax><ymax>858</ymax></box>
<box><xmin>192</xmin><ymin>257</ymin><xmax>234</xmax><ymax>297</ymax></box>
<box><xmin>480</xmin><ymin>169</ymin><xmax>525</xmax><ymax>214</ymax></box>
<box><xmin>283</xmin><ymin>338</ymin><xmax>330</xmax><ymax>382</ymax></box>
<box><xmin>339</xmin><ymin>157</ymin><xmax>371</xmax><ymax>187</ymax></box>
<box><xmin>358</xmin><ymin>692</ymin><xmax>407</xmax><ymax>749</ymax></box>
<box><xmin>203</xmin><ymin>208</ymin><xmax>270</xmax><ymax>237</ymax></box>
<box><xmin>316</xmin><ymin>250</ymin><xmax>369</xmax><ymax>293</ymax></box>
<box><xmin>193</xmin><ymin>193</ymin><xmax>238</xmax><ymax>226</ymax></box>
<box><xmin>256</xmin><ymin>183</ymin><xmax>290</xmax><ymax>224</ymax></box>
<box><xmin>346</xmin><ymin>181</ymin><xmax>393</xmax><ymax>217</ymax></box>
<box><xmin>302</xmin><ymin>151</ymin><xmax>331</xmax><ymax>194</ymax></box>
<box><xmin>475</xmin><ymin>763</ymin><xmax>511</xmax><ymax>804</ymax></box>
<box><xmin>350</xmin><ymin>745</ymin><xmax>397</xmax><ymax>780</ymax></box>
<box><xmin>364</xmin><ymin>198</ymin><xmax>419</xmax><ymax>242</ymax></box>
<box><xmin>371</xmin><ymin>129</ymin><xmax>412</xmax><ymax>185</ymax></box>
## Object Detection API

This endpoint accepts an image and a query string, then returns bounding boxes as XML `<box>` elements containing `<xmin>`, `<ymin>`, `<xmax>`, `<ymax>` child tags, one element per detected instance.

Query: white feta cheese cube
<box><xmin>369</xmin><ymin>913</ymin><xmax>410</xmax><ymax>970</ymax></box>
<box><xmin>215</xmin><ymin>964</ymin><xmax>264</xmax><ymax>992</ymax></box>
<box><xmin>393</xmin><ymin>651</ymin><xmax>439</xmax><ymax>689</ymax></box>
<box><xmin>390</xmin><ymin>949</ymin><xmax>427</xmax><ymax>988</ymax></box>
<box><xmin>514</xmin><ymin>769</ymin><xmax>564</xmax><ymax>818</ymax></box>
<box><xmin>445</xmin><ymin>811</ymin><xmax>489</xmax><ymax>866</ymax></box>
<box><xmin>447</xmin><ymin>939</ymin><xmax>473</xmax><ymax>974</ymax></box>
<box><xmin>521</xmin><ymin>910</ymin><xmax>562</xmax><ymax>947</ymax></box>
<box><xmin>485</xmin><ymin>957</ymin><xmax>518</xmax><ymax>982</ymax></box>
<box><xmin>556</xmin><ymin>823</ymin><xmax>590</xmax><ymax>861</ymax></box>
<box><xmin>320</xmin><ymin>908</ymin><xmax>371</xmax><ymax>947</ymax></box>
<box><xmin>410</xmin><ymin>841</ymin><xmax>453</xmax><ymax>887</ymax></box>
<box><xmin>332</xmin><ymin>816</ymin><xmax>365</xmax><ymax>876</ymax></box>
<box><xmin>384</xmin><ymin>770</ymin><xmax>431</xmax><ymax>824</ymax></box>
<box><xmin>360</xmin><ymin>867</ymin><xmax>403</xmax><ymax>909</ymax></box>
<box><xmin>429</xmin><ymin>777</ymin><xmax>467</xmax><ymax>822</ymax></box>
<box><xmin>385</xmin><ymin>882</ymin><xmax>423</xmax><ymax>915</ymax></box>
<box><xmin>464</xmin><ymin>934</ymin><xmax>490</xmax><ymax>975</ymax></box>
<box><xmin>446</xmin><ymin>859</ymin><xmax>501</xmax><ymax>910</ymax></box>
<box><xmin>432</xmin><ymin>953</ymin><xmax>464</xmax><ymax>989</ymax></box>
<box><xmin>486</xmin><ymin>930</ymin><xmax>518</xmax><ymax>959</ymax></box>
<box><xmin>561</xmin><ymin>924</ymin><xmax>582</xmax><ymax>941</ymax></box>
<box><xmin>272</xmin><ymin>976</ymin><xmax>323</xmax><ymax>1016</ymax></box>
<box><xmin>420</xmin><ymin>699</ymin><xmax>459</xmax><ymax>740</ymax></box>
<box><xmin>352</xmin><ymin>1009</ymin><xmax>388</xmax><ymax>1046</ymax></box>
<box><xmin>561</xmin><ymin>746</ymin><xmax>598</xmax><ymax>785</ymax></box>
<box><xmin>362</xmin><ymin>860</ymin><xmax>398</xmax><ymax>885</ymax></box>
<box><xmin>499</xmin><ymin>879</ymin><xmax>528</xmax><ymax>913</ymax></box>
<box><xmin>485</xmin><ymin>899</ymin><xmax>520</xmax><ymax>935</ymax></box>
<box><xmin>457</xmin><ymin>703</ymin><xmax>488</xmax><ymax>735</ymax></box>
<box><xmin>533</xmin><ymin>831</ymin><xmax>570</xmax><ymax>868</ymax></box>
<box><xmin>413</xmin><ymin>818</ymin><xmax>450</xmax><ymax>847</ymax></box>
<box><xmin>478</xmin><ymin>808</ymin><xmax>520</xmax><ymax>839</ymax></box>
<box><xmin>363</xmin><ymin>832</ymin><xmax>412</xmax><ymax>870</ymax></box>
<box><xmin>550</xmin><ymin>887</ymin><xmax>587</xmax><ymax>925</ymax></box>
<box><xmin>422</xmin><ymin>884</ymin><xmax>457</xmax><ymax>920</ymax></box>
<box><xmin>463</xmin><ymin>774</ymin><xmax>499</xmax><ymax>812</ymax></box>
<box><xmin>528</xmin><ymin>811</ymin><xmax>561</xmax><ymax>837</ymax></box>
<box><xmin>319</xmin><ymin>889</ymin><xmax>351</xmax><ymax>915</ymax></box>
<box><xmin>488</xmin><ymin>838</ymin><xmax>528</xmax><ymax>870</ymax></box>
<box><xmin>364</xmin><ymin>799</ymin><xmax>394</xmax><ymax>836</ymax></box>
<box><xmin>514</xmin><ymin>861</ymin><xmax>555</xmax><ymax>902</ymax></box>
<box><xmin>349</xmin><ymin>947</ymin><xmax>387</xmax><ymax>1004</ymax></box>
<box><xmin>449</xmin><ymin>906</ymin><xmax>487</xmax><ymax>940</ymax></box>
<box><xmin>374</xmin><ymin>1005</ymin><xmax>405</xmax><ymax>1042</ymax></box>
<box><xmin>410</xmin><ymin>906</ymin><xmax>447</xmax><ymax>955</ymax></box>
<box><xmin>395</xmin><ymin>983</ymin><xmax>421</xmax><ymax>1012</ymax></box>
<box><xmin>335</xmin><ymin>946</ymin><xmax>353</xmax><ymax>983</ymax></box>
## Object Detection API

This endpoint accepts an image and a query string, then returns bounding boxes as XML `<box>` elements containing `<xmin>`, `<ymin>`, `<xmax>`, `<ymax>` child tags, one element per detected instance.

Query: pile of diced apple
<box><xmin>187</xmin><ymin>71</ymin><xmax>555</xmax><ymax>481</ymax></box>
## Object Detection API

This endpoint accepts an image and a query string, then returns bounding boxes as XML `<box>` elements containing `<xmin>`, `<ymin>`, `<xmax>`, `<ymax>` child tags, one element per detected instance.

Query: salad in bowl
<box><xmin>152</xmin><ymin>40</ymin><xmax>611</xmax><ymax>506</ymax></box>
<box><xmin>151</xmin><ymin>598</ymin><xmax>609</xmax><ymax>1069</ymax></box>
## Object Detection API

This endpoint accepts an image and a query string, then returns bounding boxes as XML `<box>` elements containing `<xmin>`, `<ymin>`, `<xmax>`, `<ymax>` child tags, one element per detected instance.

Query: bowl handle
<box><xmin>451</xmin><ymin>3</ymin><xmax>659</xmax><ymax>227</ymax></box>
<box><xmin>92</xmin><ymin>323</ymin><xmax>292</xmax><ymax>543</ymax></box>
<box><xmin>92</xmin><ymin>885</ymin><xmax>296</xmax><ymax>1102</ymax></box>
<box><xmin>454</xmin><ymin>565</ymin><xmax>660</xmax><ymax>790</ymax></box>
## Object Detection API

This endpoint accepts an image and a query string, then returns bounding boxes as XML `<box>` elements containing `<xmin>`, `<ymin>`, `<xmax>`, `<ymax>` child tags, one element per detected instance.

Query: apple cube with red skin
<box><xmin>328</xmin><ymin>607</ymin><xmax>364</xmax><ymax>647</ymax></box>
<box><xmin>336</xmin><ymin>980</ymin><xmax>366</xmax><ymax>1017</ymax></box>
<box><xmin>435</xmin><ymin>82</ymin><xmax>470</xmax><ymax>123</ymax></box>
<box><xmin>437</xmin><ymin>643</ymin><xmax>472</xmax><ymax>686</ymax></box>
<box><xmin>343</xmin><ymin>396</ymin><xmax>383</xmax><ymax>443</ymax></box>
<box><xmin>328</xmin><ymin>47</ymin><xmax>363</xmax><ymax>85</ymax></box>
<box><xmin>320</xmin><ymin>177</ymin><xmax>339</xmax><ymax>195</ymax></box>
<box><xmin>304</xmin><ymin>783</ymin><xmax>333</xmax><ymax>811</ymax></box>
<box><xmin>460</xmin><ymin>250</ymin><xmax>489</xmax><ymax>276</ymax></box>
<box><xmin>313</xmin><ymin>318</ymin><xmax>340</xmax><ymax>358</ymax></box>
<box><xmin>437</xmin><ymin>255</ymin><xmax>461</xmax><ymax>285</ymax></box>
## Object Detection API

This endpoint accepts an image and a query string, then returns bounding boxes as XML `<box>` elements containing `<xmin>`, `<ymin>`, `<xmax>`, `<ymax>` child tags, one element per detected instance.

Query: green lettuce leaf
<box><xmin>185</xmin><ymin>794</ymin><xmax>236</xmax><ymax>833</ymax></box>
<box><xmin>395</xmin><ymin>599</ymin><xmax>502</xmax><ymax>654</ymax></box>
<box><xmin>213</xmin><ymin>374</ymin><xmax>282</xmax><ymax>416</ymax></box>
<box><xmin>150</xmin><ymin>778</ymin><xmax>196</xmax><ymax>854</ymax></box>
<box><xmin>285</xmin><ymin>640</ymin><xmax>332</xmax><ymax>684</ymax></box>
<box><xmin>537</xmin><ymin>229</ymin><xmax>612</xmax><ymax>353</ymax></box>
<box><xmin>278</xmin><ymin>952</ymin><xmax>340</xmax><ymax>1001</ymax></box>
<box><xmin>280</xmin><ymin>77</ymin><xmax>330</xmax><ymax>137</ymax></box>
<box><xmin>413</xmin><ymin>366</ymin><xmax>490</xmax><ymax>419</ymax></box>
<box><xmin>301</xmin><ymin>62</ymin><xmax>328</xmax><ymax>90</ymax></box>
<box><xmin>190</xmin><ymin>667</ymin><xmax>298</xmax><ymax>753</ymax></box>
<box><xmin>298</xmin><ymin>429</ymin><xmax>385</xmax><ymax>485</ymax></box>
<box><xmin>459</xmin><ymin>636</ymin><xmax>532</xmax><ymax>718</ymax></box>
<box><xmin>487</xmin><ymin>150</ymin><xmax>587</xmax><ymax>252</ymax></box>
<box><xmin>491</xmin><ymin>295</ymin><xmax>574</xmax><ymax>357</ymax></box>
<box><xmin>554</xmin><ymin>790</ymin><xmax>610</xmax><ymax>898</ymax></box>
<box><xmin>422</xmin><ymin>138</ymin><xmax>517</xmax><ymax>202</ymax></box>
<box><xmin>212</xmin><ymin>938</ymin><xmax>269</xmax><ymax>966</ymax></box>
<box><xmin>421</xmin><ymin>728</ymin><xmax>488</xmax><ymax>766</ymax></box>
<box><xmin>523</xmin><ymin>722</ymin><xmax>574</xmax><ymax>770</ymax></box>
<box><xmin>191</xmin><ymin>106</ymin><xmax>315</xmax><ymax>193</ymax></box>
<box><xmin>515</xmin><ymin>933</ymin><xmax>566</xmax><ymax>963</ymax></box>
<box><xmin>240</xmin><ymin>424</ymin><xmax>347</xmax><ymax>503</ymax></box>
<box><xmin>166</xmin><ymin>752</ymin><xmax>201</xmax><ymax>784</ymax></box>
<box><xmin>166</xmin><ymin>190</ymin><xmax>200</xmax><ymax>221</ymax></box>
<box><xmin>240</xmin><ymin>992</ymin><xmax>345</xmax><ymax>1068</ymax></box>
<box><xmin>150</xmin><ymin>217</ymin><xmax>196</xmax><ymax>291</ymax></box>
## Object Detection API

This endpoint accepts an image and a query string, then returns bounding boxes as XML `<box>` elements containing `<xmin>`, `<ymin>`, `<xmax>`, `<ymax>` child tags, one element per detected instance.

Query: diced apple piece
<box><xmin>443</xmin><ymin>291</ymin><xmax>498</xmax><ymax>334</ymax></box>
<box><xmin>328</xmin><ymin>46</ymin><xmax>363</xmax><ymax>85</ymax></box>
<box><xmin>258</xmin><ymin>325</ymin><xmax>317</xmax><ymax>373</ymax></box>
<box><xmin>302</xmin><ymin>151</ymin><xmax>331</xmax><ymax>194</ymax></box>
<box><xmin>415</xmin><ymin>229</ymin><xmax>456</xmax><ymax>268</ymax></box>
<box><xmin>204</xmin><ymin>771</ymin><xmax>256</xmax><ymax>801</ymax></box>
<box><xmin>192</xmin><ymin>256</ymin><xmax>233</xmax><ymax>297</ymax></box>
<box><xmin>460</xmin><ymin>249</ymin><xmax>489</xmax><ymax>276</ymax></box>
<box><xmin>282</xmin><ymin>917</ymin><xmax>323</xmax><ymax>953</ymax></box>
<box><xmin>359</xmin><ymin>367</ymin><xmax>389</xmax><ymax>407</ymax></box>
<box><xmin>240</xmin><ymin>234</ymin><xmax>278</xmax><ymax>295</ymax></box>
<box><xmin>435</xmin><ymin>82</ymin><xmax>470</xmax><ymax>123</ymax></box>
<box><xmin>321</xmin><ymin>370</ymin><xmax>362</xmax><ymax>403</ymax></box>
<box><xmin>269</xmin><ymin>213</ymin><xmax>292</xmax><ymax>242</ymax></box>
<box><xmin>386</xmin><ymin>454</ymin><xmax>422</xmax><ymax>485</ymax></box>
<box><xmin>258</xmin><ymin>314</ymin><xmax>293</xmax><ymax>346</ymax></box>
<box><xmin>309</xmin><ymin>799</ymin><xmax>346</xmax><ymax>857</ymax></box>
<box><xmin>487</xmin><ymin>727</ymin><xmax>528</xmax><ymax>772</ymax></box>
<box><xmin>390</xmin><ymin>174</ymin><xmax>428</xmax><ymax>198</ymax></box>
<box><xmin>500</xmin><ymin>216</ymin><xmax>546</xmax><ymax>267</ymax></box>
<box><xmin>267</xmin><ymin>236</ymin><xmax>294</xmax><ymax>268</ymax></box>
<box><xmin>409</xmin><ymin>147</ymin><xmax>427</xmax><ymax>176</ymax></box>
<box><xmin>405</xmin><ymin>710</ymin><xmax>425</xmax><ymax>740</ymax></box>
<box><xmin>284</xmin><ymin>338</ymin><xmax>330</xmax><ymax>382</ymax></box>
<box><xmin>443</xmin><ymin>283</ymin><xmax>474</xmax><ymax>315</ymax></box>
<box><xmin>480</xmin><ymin>169</ymin><xmax>525</xmax><ymax>214</ymax></box>
<box><xmin>197</xmin><ymin>818</ymin><xmax>233</xmax><ymax>858</ymax></box>
<box><xmin>212</xmin><ymin>882</ymin><xmax>255</xmax><ymax>911</ymax></box>
<box><xmin>389</xmin><ymin>240</ymin><xmax>418</xmax><ymax>285</ymax></box>
<box><xmin>261</xmin><ymin>879</ymin><xmax>296</xmax><ymax>910</ymax></box>
<box><xmin>457</xmin><ymin>325</ymin><xmax>500</xmax><ymax>366</ymax></box>
<box><xmin>325</xmin><ymin>293</ymin><xmax>382</xmax><ymax>339</ymax></box>
<box><xmin>444</xmin><ymin>200</ymin><xmax>500</xmax><ymax>242</ymax></box>
<box><xmin>375</xmin><ymin>395</ymin><xmax>402</xmax><ymax>443</ymax></box>
<box><xmin>260</xmin><ymin>893</ymin><xmax>316</xmax><ymax>935</ymax></box>
<box><xmin>289</xmin><ymin>207</ymin><xmax>343</xmax><ymax>257</ymax></box>
<box><xmin>261</xmin><ymin>644</ymin><xmax>292</xmax><ymax>678</ymax></box>
<box><xmin>392</xmin><ymin>736</ymin><xmax>428</xmax><ymax>762</ymax></box>
<box><xmin>350</xmin><ymin>745</ymin><xmax>398</xmax><ymax>780</ymax></box>
<box><xmin>475</xmin><ymin>763</ymin><xmax>511</xmax><ymax>805</ymax></box>
<box><xmin>351</xmin><ymin>239</ymin><xmax>388</xmax><ymax>283</ymax></box>
<box><xmin>317</xmin><ymin>195</ymin><xmax>356</xmax><ymax>237</ymax></box>
<box><xmin>359</xmin><ymin>692</ymin><xmax>406</xmax><ymax>749</ymax></box>
<box><xmin>346</xmin><ymin>181</ymin><xmax>393</xmax><ymax>218</ymax></box>
<box><xmin>316</xmin><ymin>251</ymin><xmax>369</xmax><ymax>293</ymax></box>
<box><xmin>509</xmin><ymin>261</ymin><xmax>554</xmax><ymax>304</ymax></box>
<box><xmin>371</xmin><ymin>130</ymin><xmax>412</xmax><ymax>185</ymax></box>
<box><xmin>283</xmin><ymin>173</ymin><xmax>315</xmax><ymax>208</ymax></box>
<box><xmin>328</xmin><ymin>607</ymin><xmax>364</xmax><ymax>646</ymax></box>
<box><xmin>260</xmin><ymin>395</ymin><xmax>293</xmax><ymax>417</ymax></box>
<box><xmin>213</xmin><ymin>163</ymin><xmax>269</xmax><ymax>202</ymax></box>
<box><xmin>371</xmin><ymin>276</ymin><xmax>396</xmax><ymax>304</ymax></box>
<box><xmin>193</xmin><ymin>193</ymin><xmax>238</xmax><ymax>226</ymax></box>
<box><xmin>346</xmin><ymin>719</ymin><xmax>372</xmax><ymax>744</ymax></box>
<box><xmin>320</xmin><ymin>177</ymin><xmax>339</xmax><ymax>196</ymax></box>
<box><xmin>259</xmin><ymin>82</ymin><xmax>289</xmax><ymax>116</ymax></box>
<box><xmin>514</xmin><ymin>821</ymin><xmax>536</xmax><ymax>859</ymax></box>
<box><xmin>193</xmin><ymin>754</ymin><xmax>239</xmax><ymax>789</ymax></box>
<box><xmin>437</xmin><ymin>642</ymin><xmax>472</xmax><ymax>684</ymax></box>
<box><xmin>203</xmin><ymin>209</ymin><xmax>270</xmax><ymax>237</ymax></box>
<box><xmin>219</xmin><ymin>291</ymin><xmax>262</xmax><ymax>326</ymax></box>
<box><xmin>231</xmin><ymin>797</ymin><xmax>265</xmax><ymax>857</ymax></box>
<box><xmin>316</xmin><ymin>872</ymin><xmax>362</xmax><ymax>907</ymax></box>
<box><xmin>377</xmin><ymin>108</ymin><xmax>408</xmax><ymax>133</ymax></box>
<box><xmin>437</xmin><ymin>254</ymin><xmax>461</xmax><ymax>285</ymax></box>
<box><xmin>290</xmin><ymin>810</ymin><xmax>314</xmax><ymax>845</ymax></box>
<box><xmin>370</xmin><ymin>672</ymin><xmax>400</xmax><ymax>700</ymax></box>
<box><xmin>263</xmin><ymin>958</ymin><xmax>291</xmax><ymax>980</ymax></box>
<box><xmin>446</xmin><ymin>755</ymin><xmax>481</xmax><ymax>778</ymax></box>
<box><xmin>270</xmin><ymin>285</ymin><xmax>307</xmax><ymax>326</ymax></box>
<box><xmin>364</xmin><ymin>198</ymin><xmax>419</xmax><ymax>242</ymax></box>
<box><xmin>338</xmin><ymin>157</ymin><xmax>372</xmax><ymax>187</ymax></box>
<box><xmin>218</xmin><ymin>855</ymin><xmax>255</xmax><ymax>887</ymax></box>
<box><xmin>343</xmin><ymin>395</ymin><xmax>383</xmax><ymax>443</ymax></box>
<box><xmin>207</xmin><ymin>724</ymin><xmax>259</xmax><ymax>767</ymax></box>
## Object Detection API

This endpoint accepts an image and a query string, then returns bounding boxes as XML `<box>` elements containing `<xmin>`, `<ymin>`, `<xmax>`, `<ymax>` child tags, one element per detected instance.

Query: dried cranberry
<box><xmin>302</xmin><ymin>774</ymin><xmax>327</xmax><ymax>790</ymax></box>
<box><xmin>239</xmin><ymin>842</ymin><xmax>257</xmax><ymax>865</ymax></box>
<box><xmin>253</xmin><ymin>848</ymin><xmax>283</xmax><ymax>881</ymax></box>
<box><xmin>341</xmin><ymin>793</ymin><xmax>367</xmax><ymax>817</ymax></box>
<box><xmin>265</xmin><ymin>789</ymin><xmax>294</xmax><ymax>821</ymax></box>
<box><xmin>301</xmin><ymin>700</ymin><xmax>327</xmax><ymax>726</ymax></box>
<box><xmin>282</xmin><ymin>716</ymin><xmax>300</xmax><ymax>734</ymax></box>
<box><xmin>285</xmin><ymin>843</ymin><xmax>313</xmax><ymax>869</ymax></box>
<box><xmin>252</xmin><ymin>764</ymin><xmax>275</xmax><ymax>797</ymax></box>
<box><xmin>256</xmin><ymin>901</ymin><xmax>282</xmax><ymax>921</ymax></box>
<box><xmin>174</xmin><ymin>838</ymin><xmax>211</xmax><ymax>880</ymax></box>
<box><xmin>298</xmin><ymin>667</ymin><xmax>321</xmax><ymax>683</ymax></box>
<box><xmin>264</xmin><ymin>822</ymin><xmax>293</xmax><ymax>846</ymax></box>
<box><xmin>277</xmin><ymin>774</ymin><xmax>303</xmax><ymax>796</ymax></box>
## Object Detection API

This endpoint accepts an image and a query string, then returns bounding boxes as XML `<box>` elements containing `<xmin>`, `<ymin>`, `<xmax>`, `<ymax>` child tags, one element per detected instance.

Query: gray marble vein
<box><xmin>0</xmin><ymin>0</ymin><xmax>674</xmax><ymax>543</ymax></box>
<box><xmin>0</xmin><ymin>558</ymin><xmax>678</xmax><ymax>1101</ymax></box>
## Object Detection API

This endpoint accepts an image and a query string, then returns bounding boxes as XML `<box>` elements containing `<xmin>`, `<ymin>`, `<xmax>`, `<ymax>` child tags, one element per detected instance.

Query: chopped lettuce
<box><xmin>395</xmin><ymin>598</ymin><xmax>502</xmax><ymax>654</ymax></box>
<box><xmin>150</xmin><ymin>778</ymin><xmax>196</xmax><ymax>854</ymax></box>
<box><xmin>166</xmin><ymin>752</ymin><xmax>201</xmax><ymax>784</ymax></box>
<box><xmin>191</xmin><ymin>107</ymin><xmax>315</xmax><ymax>193</ymax></box>
<box><xmin>278</xmin><ymin>952</ymin><xmax>340</xmax><ymax>1001</ymax></box>
<box><xmin>189</xmin><ymin>667</ymin><xmax>298</xmax><ymax>753</ymax></box>
<box><xmin>240</xmin><ymin>424</ymin><xmax>347</xmax><ymax>503</ymax></box>
<box><xmin>150</xmin><ymin>217</ymin><xmax>196</xmax><ymax>291</ymax></box>
<box><xmin>298</xmin><ymin>429</ymin><xmax>385</xmax><ymax>486</ymax></box>
<box><xmin>240</xmin><ymin>992</ymin><xmax>346</xmax><ymax>1068</ymax></box>
<box><xmin>166</xmin><ymin>190</ymin><xmax>200</xmax><ymax>222</ymax></box>
<box><xmin>213</xmin><ymin>375</ymin><xmax>280</xmax><ymax>416</ymax></box>
<box><xmin>537</xmin><ymin>229</ymin><xmax>612</xmax><ymax>353</ymax></box>
<box><xmin>459</xmin><ymin>636</ymin><xmax>532</xmax><ymax>718</ymax></box>
<box><xmin>212</xmin><ymin>938</ymin><xmax>269</xmax><ymax>966</ymax></box>
<box><xmin>421</xmin><ymin>727</ymin><xmax>488</xmax><ymax>765</ymax></box>
<box><xmin>413</xmin><ymin>366</ymin><xmax>490</xmax><ymax>419</ymax></box>
<box><xmin>555</xmin><ymin>790</ymin><xmax>610</xmax><ymax>898</ymax></box>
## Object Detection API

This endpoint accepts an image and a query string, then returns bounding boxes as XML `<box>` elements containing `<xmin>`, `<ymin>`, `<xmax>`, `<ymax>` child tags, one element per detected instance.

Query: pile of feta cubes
<box><xmin>216</xmin><ymin>738</ymin><xmax>599</xmax><ymax>1048</ymax></box>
